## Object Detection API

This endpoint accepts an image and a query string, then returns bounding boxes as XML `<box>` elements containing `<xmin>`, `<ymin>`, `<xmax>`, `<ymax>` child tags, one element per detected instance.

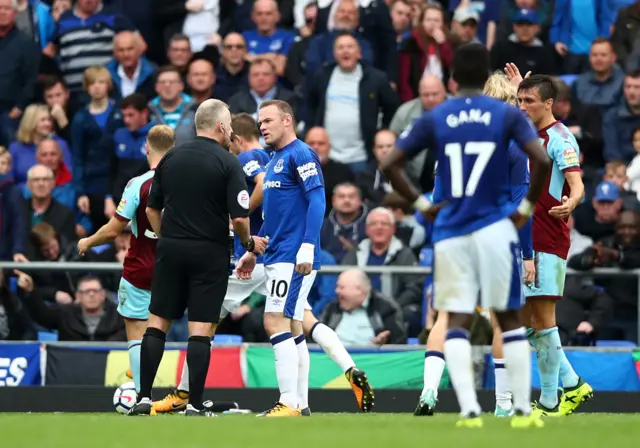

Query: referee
<box><xmin>131</xmin><ymin>99</ymin><xmax>267</xmax><ymax>417</ymax></box>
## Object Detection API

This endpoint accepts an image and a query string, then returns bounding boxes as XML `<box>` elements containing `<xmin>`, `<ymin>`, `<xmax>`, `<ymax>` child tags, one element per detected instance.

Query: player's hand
<box><xmin>523</xmin><ymin>259</ymin><xmax>536</xmax><ymax>285</ymax></box>
<box><xmin>77</xmin><ymin>195</ymin><xmax>90</xmax><ymax>214</ymax></box>
<box><xmin>504</xmin><ymin>63</ymin><xmax>531</xmax><ymax>87</ymax></box>
<box><xmin>77</xmin><ymin>238</ymin><xmax>91</xmax><ymax>256</ymax></box>
<box><xmin>55</xmin><ymin>290</ymin><xmax>74</xmax><ymax>305</ymax></box>
<box><xmin>13</xmin><ymin>270</ymin><xmax>34</xmax><ymax>293</ymax></box>
<box><xmin>236</xmin><ymin>252</ymin><xmax>257</xmax><ymax>279</ymax></box>
<box><xmin>231</xmin><ymin>304</ymin><xmax>252</xmax><ymax>320</ymax></box>
<box><xmin>422</xmin><ymin>201</ymin><xmax>448</xmax><ymax>222</ymax></box>
<box><xmin>577</xmin><ymin>321</ymin><xmax>594</xmax><ymax>333</ymax></box>
<box><xmin>295</xmin><ymin>243</ymin><xmax>314</xmax><ymax>276</ymax></box>
<box><xmin>510</xmin><ymin>210</ymin><xmax>529</xmax><ymax>229</ymax></box>
<box><xmin>548</xmin><ymin>196</ymin><xmax>575</xmax><ymax>219</ymax></box>
<box><xmin>251</xmin><ymin>236</ymin><xmax>268</xmax><ymax>255</ymax></box>
<box><xmin>372</xmin><ymin>330</ymin><xmax>391</xmax><ymax>345</ymax></box>
<box><xmin>104</xmin><ymin>197</ymin><xmax>116</xmax><ymax>218</ymax></box>
<box><xmin>295</xmin><ymin>263</ymin><xmax>312</xmax><ymax>275</ymax></box>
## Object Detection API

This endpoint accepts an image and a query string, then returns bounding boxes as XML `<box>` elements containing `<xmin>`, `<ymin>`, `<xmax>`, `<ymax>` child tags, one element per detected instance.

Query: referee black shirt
<box><xmin>147</xmin><ymin>136</ymin><xmax>249</xmax><ymax>246</ymax></box>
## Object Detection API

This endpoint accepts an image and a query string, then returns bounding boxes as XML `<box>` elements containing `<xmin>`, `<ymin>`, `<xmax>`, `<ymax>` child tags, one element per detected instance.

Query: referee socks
<box><xmin>139</xmin><ymin>327</ymin><xmax>166</xmax><ymax>401</ymax></box>
<box><xmin>187</xmin><ymin>335</ymin><xmax>212</xmax><ymax>410</ymax></box>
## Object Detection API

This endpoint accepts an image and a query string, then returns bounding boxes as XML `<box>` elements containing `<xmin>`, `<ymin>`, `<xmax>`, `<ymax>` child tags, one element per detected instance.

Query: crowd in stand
<box><xmin>1</xmin><ymin>0</ymin><xmax>640</xmax><ymax>346</ymax></box>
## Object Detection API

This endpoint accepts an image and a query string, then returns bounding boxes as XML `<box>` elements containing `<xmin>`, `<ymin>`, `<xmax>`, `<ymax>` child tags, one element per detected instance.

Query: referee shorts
<box><xmin>150</xmin><ymin>237</ymin><xmax>229</xmax><ymax>323</ymax></box>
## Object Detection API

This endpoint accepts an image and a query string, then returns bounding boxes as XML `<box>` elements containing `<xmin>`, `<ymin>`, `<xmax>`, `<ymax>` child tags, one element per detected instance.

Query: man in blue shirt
<box><xmin>380</xmin><ymin>43</ymin><xmax>551</xmax><ymax>428</ymax></box>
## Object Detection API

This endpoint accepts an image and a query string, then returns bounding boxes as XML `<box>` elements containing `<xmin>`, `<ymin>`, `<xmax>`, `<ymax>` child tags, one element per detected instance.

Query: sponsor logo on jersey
<box><xmin>237</xmin><ymin>190</ymin><xmax>250</xmax><ymax>209</ymax></box>
<box><xmin>296</xmin><ymin>162</ymin><xmax>318</xmax><ymax>181</ymax></box>
<box><xmin>273</xmin><ymin>159</ymin><xmax>284</xmax><ymax>173</ymax></box>
<box><xmin>243</xmin><ymin>160</ymin><xmax>261</xmax><ymax>176</ymax></box>
<box><xmin>446</xmin><ymin>109</ymin><xmax>492</xmax><ymax>128</ymax></box>
<box><xmin>264</xmin><ymin>180</ymin><xmax>281</xmax><ymax>189</ymax></box>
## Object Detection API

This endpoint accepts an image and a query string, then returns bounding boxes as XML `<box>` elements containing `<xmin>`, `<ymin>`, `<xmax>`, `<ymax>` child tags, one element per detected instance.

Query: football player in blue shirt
<box><xmin>380</xmin><ymin>43</ymin><xmax>551</xmax><ymax>428</ymax></box>
<box><xmin>235</xmin><ymin>100</ymin><xmax>325</xmax><ymax>417</ymax></box>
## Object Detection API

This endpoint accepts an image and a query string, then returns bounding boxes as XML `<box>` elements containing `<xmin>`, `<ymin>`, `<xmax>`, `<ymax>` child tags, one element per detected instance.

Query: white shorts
<box><xmin>433</xmin><ymin>218</ymin><xmax>524</xmax><ymax>314</ymax></box>
<box><xmin>264</xmin><ymin>263</ymin><xmax>317</xmax><ymax>321</ymax></box>
<box><xmin>221</xmin><ymin>264</ymin><xmax>269</xmax><ymax>318</ymax></box>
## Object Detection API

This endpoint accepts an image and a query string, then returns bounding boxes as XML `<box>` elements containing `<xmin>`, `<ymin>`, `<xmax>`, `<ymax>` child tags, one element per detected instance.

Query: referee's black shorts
<box><xmin>150</xmin><ymin>237</ymin><xmax>229</xmax><ymax>323</ymax></box>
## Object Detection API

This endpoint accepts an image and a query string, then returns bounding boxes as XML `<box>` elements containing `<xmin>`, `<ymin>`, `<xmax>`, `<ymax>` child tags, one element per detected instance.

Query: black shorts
<box><xmin>150</xmin><ymin>237</ymin><xmax>230</xmax><ymax>323</ymax></box>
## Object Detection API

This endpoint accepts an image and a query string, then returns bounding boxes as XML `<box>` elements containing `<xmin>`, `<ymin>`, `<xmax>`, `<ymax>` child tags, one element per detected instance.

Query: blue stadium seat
<box><xmin>560</xmin><ymin>74</ymin><xmax>579</xmax><ymax>86</ymax></box>
<box><xmin>407</xmin><ymin>338</ymin><xmax>420</xmax><ymax>345</ymax></box>
<box><xmin>596</xmin><ymin>340</ymin><xmax>637</xmax><ymax>348</ymax></box>
<box><xmin>38</xmin><ymin>331</ymin><xmax>59</xmax><ymax>342</ymax></box>
<box><xmin>213</xmin><ymin>334</ymin><xmax>243</xmax><ymax>344</ymax></box>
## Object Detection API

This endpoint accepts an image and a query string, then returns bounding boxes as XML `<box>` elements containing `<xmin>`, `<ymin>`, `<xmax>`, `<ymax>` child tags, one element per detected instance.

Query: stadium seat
<box><xmin>596</xmin><ymin>340</ymin><xmax>637</xmax><ymax>348</ymax></box>
<box><xmin>38</xmin><ymin>331</ymin><xmax>59</xmax><ymax>342</ymax></box>
<box><xmin>213</xmin><ymin>334</ymin><xmax>243</xmax><ymax>344</ymax></box>
<box><xmin>407</xmin><ymin>338</ymin><xmax>420</xmax><ymax>345</ymax></box>
<box><xmin>560</xmin><ymin>74</ymin><xmax>579</xmax><ymax>86</ymax></box>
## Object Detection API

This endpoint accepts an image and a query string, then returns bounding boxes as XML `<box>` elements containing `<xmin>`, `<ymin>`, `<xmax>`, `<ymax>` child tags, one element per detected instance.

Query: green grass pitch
<box><xmin>2</xmin><ymin>413</ymin><xmax>640</xmax><ymax>448</ymax></box>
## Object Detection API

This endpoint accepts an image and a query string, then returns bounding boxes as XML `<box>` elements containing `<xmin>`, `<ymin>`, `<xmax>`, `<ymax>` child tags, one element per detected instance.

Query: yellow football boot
<box><xmin>559</xmin><ymin>378</ymin><xmax>593</xmax><ymax>416</ymax></box>
<box><xmin>346</xmin><ymin>367</ymin><xmax>375</xmax><ymax>412</ymax></box>
<box><xmin>257</xmin><ymin>402</ymin><xmax>301</xmax><ymax>417</ymax></box>
<box><xmin>511</xmin><ymin>413</ymin><xmax>545</xmax><ymax>429</ymax></box>
<box><xmin>455</xmin><ymin>414</ymin><xmax>484</xmax><ymax>428</ymax></box>
<box><xmin>152</xmin><ymin>389</ymin><xmax>189</xmax><ymax>413</ymax></box>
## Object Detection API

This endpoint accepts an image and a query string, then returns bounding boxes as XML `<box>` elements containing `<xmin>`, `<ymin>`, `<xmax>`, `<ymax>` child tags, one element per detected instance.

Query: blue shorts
<box><xmin>524</xmin><ymin>251</ymin><xmax>567</xmax><ymax>299</ymax></box>
<box><xmin>117</xmin><ymin>278</ymin><xmax>151</xmax><ymax>320</ymax></box>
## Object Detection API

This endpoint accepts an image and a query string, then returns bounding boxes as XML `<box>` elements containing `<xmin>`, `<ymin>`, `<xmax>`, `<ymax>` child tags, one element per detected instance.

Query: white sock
<box><xmin>178</xmin><ymin>357</ymin><xmax>189</xmax><ymax>392</ymax></box>
<box><xmin>502</xmin><ymin>327</ymin><xmax>532</xmax><ymax>415</ymax></box>
<box><xmin>493</xmin><ymin>358</ymin><xmax>512</xmax><ymax>410</ymax></box>
<box><xmin>271</xmin><ymin>332</ymin><xmax>299</xmax><ymax>408</ymax></box>
<box><xmin>422</xmin><ymin>351</ymin><xmax>445</xmax><ymax>398</ymax></box>
<box><xmin>444</xmin><ymin>329</ymin><xmax>482</xmax><ymax>417</ymax></box>
<box><xmin>310</xmin><ymin>323</ymin><xmax>355</xmax><ymax>373</ymax></box>
<box><xmin>295</xmin><ymin>334</ymin><xmax>310</xmax><ymax>409</ymax></box>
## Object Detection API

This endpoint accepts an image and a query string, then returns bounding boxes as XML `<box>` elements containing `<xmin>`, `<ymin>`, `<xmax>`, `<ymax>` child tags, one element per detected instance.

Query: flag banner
<box><xmin>0</xmin><ymin>343</ymin><xmax>41</xmax><ymax>386</ymax></box>
<box><xmin>633</xmin><ymin>350</ymin><xmax>640</xmax><ymax>380</ymax></box>
<box><xmin>245</xmin><ymin>346</ymin><xmax>449</xmax><ymax>389</ymax></box>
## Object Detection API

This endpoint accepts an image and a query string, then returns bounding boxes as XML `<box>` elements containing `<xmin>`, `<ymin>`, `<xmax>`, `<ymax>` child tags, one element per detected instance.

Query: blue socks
<box><xmin>533</xmin><ymin>327</ymin><xmax>562</xmax><ymax>409</ymax></box>
<box><xmin>128</xmin><ymin>339</ymin><xmax>142</xmax><ymax>393</ymax></box>
<box><xmin>528</xmin><ymin>327</ymin><xmax>580</xmax><ymax>390</ymax></box>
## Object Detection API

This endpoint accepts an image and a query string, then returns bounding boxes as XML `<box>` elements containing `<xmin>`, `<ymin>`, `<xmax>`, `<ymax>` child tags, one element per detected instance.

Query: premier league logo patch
<box><xmin>274</xmin><ymin>159</ymin><xmax>284</xmax><ymax>173</ymax></box>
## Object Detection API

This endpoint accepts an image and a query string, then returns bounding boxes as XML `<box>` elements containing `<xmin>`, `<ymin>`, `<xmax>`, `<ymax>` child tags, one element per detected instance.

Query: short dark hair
<box><xmin>451</xmin><ymin>43</ymin><xmax>490</xmax><ymax>89</ymax></box>
<box><xmin>120</xmin><ymin>93</ymin><xmax>148</xmax><ymax>111</ymax></box>
<box><xmin>334</xmin><ymin>30</ymin><xmax>359</xmax><ymax>47</ymax></box>
<box><xmin>77</xmin><ymin>276</ymin><xmax>103</xmax><ymax>289</ymax></box>
<box><xmin>591</xmin><ymin>37</ymin><xmax>613</xmax><ymax>50</ymax></box>
<box><xmin>232</xmin><ymin>113</ymin><xmax>260</xmax><ymax>141</ymax></box>
<box><xmin>551</xmin><ymin>77</ymin><xmax>571</xmax><ymax>102</ymax></box>
<box><xmin>626</xmin><ymin>68</ymin><xmax>640</xmax><ymax>79</ymax></box>
<box><xmin>518</xmin><ymin>74</ymin><xmax>557</xmax><ymax>102</ymax></box>
<box><xmin>169</xmin><ymin>33</ymin><xmax>190</xmax><ymax>47</ymax></box>
<box><xmin>42</xmin><ymin>75</ymin><xmax>67</xmax><ymax>92</ymax></box>
<box><xmin>332</xmin><ymin>181</ymin><xmax>361</xmax><ymax>197</ymax></box>
<box><xmin>156</xmin><ymin>65</ymin><xmax>182</xmax><ymax>81</ymax></box>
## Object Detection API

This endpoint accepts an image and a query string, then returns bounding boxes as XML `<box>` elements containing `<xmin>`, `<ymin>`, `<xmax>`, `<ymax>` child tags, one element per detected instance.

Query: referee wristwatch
<box><xmin>242</xmin><ymin>237</ymin><xmax>256</xmax><ymax>253</ymax></box>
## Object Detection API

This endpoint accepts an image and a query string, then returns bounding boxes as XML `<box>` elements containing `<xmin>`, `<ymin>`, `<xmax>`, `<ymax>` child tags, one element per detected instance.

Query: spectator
<box><xmin>165</xmin><ymin>33</ymin><xmax>193</xmax><ymax>82</ymax></box>
<box><xmin>0</xmin><ymin>268</ymin><xmax>35</xmax><ymax>341</ymax></box>
<box><xmin>23</xmin><ymin>164</ymin><xmax>75</xmax><ymax>248</ymax></box>
<box><xmin>321</xmin><ymin>268</ymin><xmax>406</xmax><ymax>346</ymax></box>
<box><xmin>307</xmin><ymin>32</ymin><xmax>399</xmax><ymax>173</ymax></box>
<box><xmin>105</xmin><ymin>31</ymin><xmax>157</xmax><ymax>102</ymax></box>
<box><xmin>398</xmin><ymin>4</ymin><xmax>453</xmax><ymax>103</ymax></box>
<box><xmin>626</xmin><ymin>125</ymin><xmax>640</xmax><ymax>197</ymax></box>
<box><xmin>44</xmin><ymin>0</ymin><xmax>140</xmax><ymax>95</ymax></box>
<box><xmin>243</xmin><ymin>0</ymin><xmax>296</xmax><ymax>77</ymax></box>
<box><xmin>390</xmin><ymin>0</ymin><xmax>412</xmax><ymax>47</ymax></box>
<box><xmin>14</xmin><ymin>0</ymin><xmax>55</xmax><ymax>51</ymax></box>
<box><xmin>573</xmin><ymin>38</ymin><xmax>624</xmax><ymax>112</ymax></box>
<box><xmin>357</xmin><ymin>129</ymin><xmax>395</xmax><ymax>206</ymax></box>
<box><xmin>186</xmin><ymin>59</ymin><xmax>216</xmax><ymax>105</ymax></box>
<box><xmin>449</xmin><ymin>7</ymin><xmax>481</xmax><ymax>50</ymax></box>
<box><xmin>549</xmin><ymin>0</ymin><xmax>610</xmax><ymax>74</ymax></box>
<box><xmin>389</xmin><ymin>75</ymin><xmax>445</xmax><ymax>187</ymax></box>
<box><xmin>568</xmin><ymin>210</ymin><xmax>640</xmax><ymax>342</ymax></box>
<box><xmin>305</xmin><ymin>0</ymin><xmax>374</xmax><ymax>79</ymax></box>
<box><xmin>284</xmin><ymin>2</ymin><xmax>317</xmax><ymax>88</ymax></box>
<box><xmin>496</xmin><ymin>0</ymin><xmax>553</xmax><ymax>43</ymax></box>
<box><xmin>612</xmin><ymin>1</ymin><xmax>640</xmax><ymax>69</ymax></box>
<box><xmin>603</xmin><ymin>69</ymin><xmax>640</xmax><ymax>163</ymax></box>
<box><xmin>105</xmin><ymin>94</ymin><xmax>153</xmax><ymax>219</ymax></box>
<box><xmin>382</xmin><ymin>191</ymin><xmax>425</xmax><ymax>252</ymax></box>
<box><xmin>229</xmin><ymin>57</ymin><xmax>297</xmax><ymax>119</ymax></box>
<box><xmin>71</xmin><ymin>66</ymin><xmax>121</xmax><ymax>232</ymax></box>
<box><xmin>320</xmin><ymin>181</ymin><xmax>368</xmax><ymax>262</ymax></box>
<box><xmin>448</xmin><ymin>0</ymin><xmax>499</xmax><ymax>48</ymax></box>
<box><xmin>489</xmin><ymin>9</ymin><xmax>556</xmax><ymax>76</ymax></box>
<box><xmin>28</xmin><ymin>222</ymin><xmax>77</xmax><ymax>304</ymax></box>
<box><xmin>0</xmin><ymin>148</ymin><xmax>27</xmax><ymax>262</ymax></box>
<box><xmin>42</xmin><ymin>76</ymin><xmax>79</xmax><ymax>144</ymax></box>
<box><xmin>15</xmin><ymin>272</ymin><xmax>126</xmax><ymax>341</ymax></box>
<box><xmin>182</xmin><ymin>0</ymin><xmax>221</xmax><ymax>53</ymax></box>
<box><xmin>603</xmin><ymin>160</ymin><xmax>639</xmax><ymax>209</ymax></box>
<box><xmin>306</xmin><ymin>249</ymin><xmax>339</xmax><ymax>317</ymax></box>
<box><xmin>148</xmin><ymin>65</ymin><xmax>196</xmax><ymax>145</ymax></box>
<box><xmin>341</xmin><ymin>207</ymin><xmax>424</xmax><ymax>336</ymax></box>
<box><xmin>305</xmin><ymin>126</ymin><xmax>355</xmax><ymax>217</ymax></box>
<box><xmin>556</xmin><ymin>276</ymin><xmax>614</xmax><ymax>346</ymax></box>
<box><xmin>214</xmin><ymin>33</ymin><xmax>250</xmax><ymax>103</ymax></box>
<box><xmin>51</xmin><ymin>0</ymin><xmax>72</xmax><ymax>22</ymax></box>
<box><xmin>0</xmin><ymin>0</ymin><xmax>40</xmax><ymax>147</ymax></box>
<box><xmin>9</xmin><ymin>104</ymin><xmax>72</xmax><ymax>188</ymax></box>
<box><xmin>573</xmin><ymin>180</ymin><xmax>622</xmax><ymax>245</ymax></box>
<box><xmin>567</xmin><ymin>215</ymin><xmax>593</xmax><ymax>260</ymax></box>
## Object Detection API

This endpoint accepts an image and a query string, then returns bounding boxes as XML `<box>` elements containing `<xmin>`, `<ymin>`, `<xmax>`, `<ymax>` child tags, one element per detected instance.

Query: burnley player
<box><xmin>236</xmin><ymin>100</ymin><xmax>326</xmax><ymax>417</ymax></box>
<box><xmin>513</xmin><ymin>73</ymin><xmax>593</xmax><ymax>417</ymax></box>
<box><xmin>381</xmin><ymin>43</ymin><xmax>551</xmax><ymax>428</ymax></box>
<box><xmin>77</xmin><ymin>125</ymin><xmax>175</xmax><ymax>395</ymax></box>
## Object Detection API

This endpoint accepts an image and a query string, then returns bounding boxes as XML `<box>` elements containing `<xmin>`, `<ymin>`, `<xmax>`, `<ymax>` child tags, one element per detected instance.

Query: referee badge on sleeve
<box><xmin>237</xmin><ymin>190</ymin><xmax>250</xmax><ymax>209</ymax></box>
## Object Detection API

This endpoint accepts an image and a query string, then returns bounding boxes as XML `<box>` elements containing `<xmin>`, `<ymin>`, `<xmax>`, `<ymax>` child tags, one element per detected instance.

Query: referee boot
<box><xmin>153</xmin><ymin>389</ymin><xmax>189</xmax><ymax>413</ymax></box>
<box><xmin>185</xmin><ymin>401</ymin><xmax>218</xmax><ymax>417</ymax></box>
<box><xmin>346</xmin><ymin>367</ymin><xmax>375</xmax><ymax>412</ymax></box>
<box><xmin>257</xmin><ymin>402</ymin><xmax>301</xmax><ymax>417</ymax></box>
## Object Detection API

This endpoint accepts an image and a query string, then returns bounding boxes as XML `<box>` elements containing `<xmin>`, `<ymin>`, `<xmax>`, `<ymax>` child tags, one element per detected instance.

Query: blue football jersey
<box><xmin>234</xmin><ymin>148</ymin><xmax>272</xmax><ymax>261</ymax></box>
<box><xmin>396</xmin><ymin>96</ymin><xmax>538</xmax><ymax>243</ymax></box>
<box><xmin>261</xmin><ymin>139</ymin><xmax>325</xmax><ymax>269</ymax></box>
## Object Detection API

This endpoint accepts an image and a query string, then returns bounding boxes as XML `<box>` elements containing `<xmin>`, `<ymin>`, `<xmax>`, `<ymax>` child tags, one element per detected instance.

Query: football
<box><xmin>113</xmin><ymin>381</ymin><xmax>137</xmax><ymax>414</ymax></box>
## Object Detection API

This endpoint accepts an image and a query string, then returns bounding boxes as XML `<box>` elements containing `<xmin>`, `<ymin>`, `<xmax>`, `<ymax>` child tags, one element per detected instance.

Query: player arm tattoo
<box><xmin>380</xmin><ymin>148</ymin><xmax>422</xmax><ymax>203</ymax></box>
<box><xmin>145</xmin><ymin>207</ymin><xmax>162</xmax><ymax>236</ymax></box>
<box><xmin>249</xmin><ymin>172</ymin><xmax>265</xmax><ymax>213</ymax></box>
<box><xmin>521</xmin><ymin>140</ymin><xmax>552</xmax><ymax>207</ymax></box>
<box><xmin>85</xmin><ymin>216</ymin><xmax>129</xmax><ymax>247</ymax></box>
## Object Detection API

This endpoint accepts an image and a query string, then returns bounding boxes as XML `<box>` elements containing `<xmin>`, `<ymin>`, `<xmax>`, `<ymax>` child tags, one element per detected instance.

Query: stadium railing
<box><xmin>0</xmin><ymin>262</ymin><xmax>638</xmax><ymax>345</ymax></box>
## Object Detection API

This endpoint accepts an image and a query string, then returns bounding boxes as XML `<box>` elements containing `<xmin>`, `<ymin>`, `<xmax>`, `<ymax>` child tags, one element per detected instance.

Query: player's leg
<box><xmin>490</xmin><ymin>313</ymin><xmax>513</xmax><ymax>416</ymax></box>
<box><xmin>258</xmin><ymin>263</ymin><xmax>304</xmax><ymax>417</ymax></box>
<box><xmin>415</xmin><ymin>309</ymin><xmax>447</xmax><ymax>416</ymax></box>
<box><xmin>304</xmin><ymin>308</ymin><xmax>375</xmax><ymax>413</ymax></box>
<box><xmin>478</xmin><ymin>219</ymin><xmax>542</xmax><ymax>429</ymax></box>
<box><xmin>433</xmin><ymin>235</ymin><xmax>483</xmax><ymax>427</ymax></box>
<box><xmin>292</xmin><ymin>319</ymin><xmax>310</xmax><ymax>415</ymax></box>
